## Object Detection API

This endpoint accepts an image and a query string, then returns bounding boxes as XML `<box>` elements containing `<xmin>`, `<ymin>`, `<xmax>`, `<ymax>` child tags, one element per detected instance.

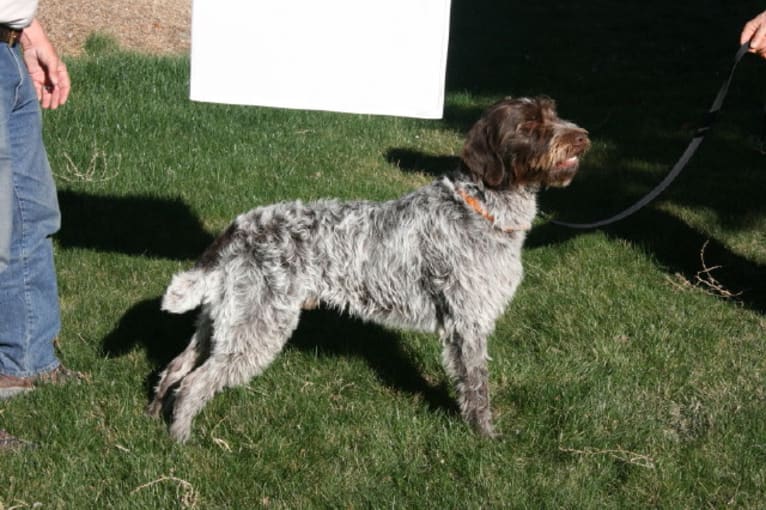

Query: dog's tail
<box><xmin>161</xmin><ymin>268</ymin><xmax>208</xmax><ymax>314</ymax></box>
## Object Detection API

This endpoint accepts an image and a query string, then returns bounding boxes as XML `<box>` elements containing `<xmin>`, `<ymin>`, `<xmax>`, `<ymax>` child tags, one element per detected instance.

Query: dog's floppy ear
<box><xmin>460</xmin><ymin>115</ymin><xmax>507</xmax><ymax>188</ymax></box>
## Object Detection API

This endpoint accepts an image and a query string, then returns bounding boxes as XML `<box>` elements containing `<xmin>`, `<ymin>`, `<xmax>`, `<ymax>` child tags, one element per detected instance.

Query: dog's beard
<box><xmin>547</xmin><ymin>167</ymin><xmax>578</xmax><ymax>187</ymax></box>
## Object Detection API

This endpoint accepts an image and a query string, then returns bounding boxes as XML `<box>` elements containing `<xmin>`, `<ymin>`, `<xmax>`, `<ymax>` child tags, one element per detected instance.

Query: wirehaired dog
<box><xmin>148</xmin><ymin>96</ymin><xmax>590</xmax><ymax>442</ymax></box>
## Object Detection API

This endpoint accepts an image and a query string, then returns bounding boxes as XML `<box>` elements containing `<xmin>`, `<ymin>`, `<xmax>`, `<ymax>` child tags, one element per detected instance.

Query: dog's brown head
<box><xmin>460</xmin><ymin>96</ymin><xmax>590</xmax><ymax>190</ymax></box>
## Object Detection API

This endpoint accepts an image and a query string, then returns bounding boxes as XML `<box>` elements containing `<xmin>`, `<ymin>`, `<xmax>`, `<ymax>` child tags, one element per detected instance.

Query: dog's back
<box><xmin>162</xmin><ymin>179</ymin><xmax>471</xmax><ymax>323</ymax></box>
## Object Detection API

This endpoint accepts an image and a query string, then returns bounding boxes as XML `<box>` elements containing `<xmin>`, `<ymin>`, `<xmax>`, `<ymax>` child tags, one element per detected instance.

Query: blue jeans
<box><xmin>0</xmin><ymin>42</ymin><xmax>61</xmax><ymax>378</ymax></box>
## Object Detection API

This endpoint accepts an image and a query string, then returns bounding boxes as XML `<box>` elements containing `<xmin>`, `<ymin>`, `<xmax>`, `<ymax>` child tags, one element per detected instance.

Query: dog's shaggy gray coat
<box><xmin>148</xmin><ymin>96</ymin><xmax>590</xmax><ymax>442</ymax></box>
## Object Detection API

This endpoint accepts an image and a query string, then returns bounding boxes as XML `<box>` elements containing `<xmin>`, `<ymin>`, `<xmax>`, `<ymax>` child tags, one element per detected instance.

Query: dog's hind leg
<box><xmin>147</xmin><ymin>313</ymin><xmax>213</xmax><ymax>418</ymax></box>
<box><xmin>168</xmin><ymin>310</ymin><xmax>300</xmax><ymax>443</ymax></box>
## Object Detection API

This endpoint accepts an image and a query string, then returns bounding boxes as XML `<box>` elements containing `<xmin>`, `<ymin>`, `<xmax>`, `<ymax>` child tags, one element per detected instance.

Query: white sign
<box><xmin>190</xmin><ymin>0</ymin><xmax>452</xmax><ymax>119</ymax></box>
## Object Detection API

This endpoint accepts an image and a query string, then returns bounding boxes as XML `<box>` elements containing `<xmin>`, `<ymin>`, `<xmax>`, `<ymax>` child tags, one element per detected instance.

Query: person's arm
<box><xmin>19</xmin><ymin>19</ymin><xmax>70</xmax><ymax>109</ymax></box>
<box><xmin>741</xmin><ymin>10</ymin><xmax>766</xmax><ymax>59</ymax></box>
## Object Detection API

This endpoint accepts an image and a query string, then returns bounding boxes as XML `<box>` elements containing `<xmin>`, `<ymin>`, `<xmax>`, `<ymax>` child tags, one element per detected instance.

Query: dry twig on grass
<box><xmin>56</xmin><ymin>148</ymin><xmax>120</xmax><ymax>183</ymax></box>
<box><xmin>693</xmin><ymin>240</ymin><xmax>743</xmax><ymax>299</ymax></box>
<box><xmin>131</xmin><ymin>475</ymin><xmax>199</xmax><ymax>509</ymax></box>
<box><xmin>559</xmin><ymin>445</ymin><xmax>656</xmax><ymax>469</ymax></box>
<box><xmin>666</xmin><ymin>240</ymin><xmax>743</xmax><ymax>300</ymax></box>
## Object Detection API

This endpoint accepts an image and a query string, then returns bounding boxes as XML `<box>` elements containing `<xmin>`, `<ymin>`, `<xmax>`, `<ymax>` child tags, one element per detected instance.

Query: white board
<box><xmin>190</xmin><ymin>0</ymin><xmax>452</xmax><ymax>119</ymax></box>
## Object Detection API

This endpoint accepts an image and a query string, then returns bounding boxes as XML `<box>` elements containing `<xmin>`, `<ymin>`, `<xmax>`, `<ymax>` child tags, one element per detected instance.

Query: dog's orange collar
<box><xmin>457</xmin><ymin>189</ymin><xmax>531</xmax><ymax>233</ymax></box>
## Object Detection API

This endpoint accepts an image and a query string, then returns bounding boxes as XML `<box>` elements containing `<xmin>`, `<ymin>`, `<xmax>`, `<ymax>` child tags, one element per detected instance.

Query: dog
<box><xmin>148</xmin><ymin>96</ymin><xmax>590</xmax><ymax>442</ymax></box>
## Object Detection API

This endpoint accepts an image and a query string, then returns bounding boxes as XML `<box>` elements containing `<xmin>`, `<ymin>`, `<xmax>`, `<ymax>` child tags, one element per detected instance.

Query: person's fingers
<box><xmin>55</xmin><ymin>64</ymin><xmax>71</xmax><ymax>105</ymax></box>
<box><xmin>751</xmin><ymin>23</ymin><xmax>766</xmax><ymax>52</ymax></box>
<box><xmin>36</xmin><ymin>62</ymin><xmax>70</xmax><ymax>109</ymax></box>
<box><xmin>741</xmin><ymin>21</ymin><xmax>756</xmax><ymax>45</ymax></box>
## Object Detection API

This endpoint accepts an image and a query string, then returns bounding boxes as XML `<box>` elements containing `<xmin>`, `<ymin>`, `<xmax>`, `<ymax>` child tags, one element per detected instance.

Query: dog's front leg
<box><xmin>440</xmin><ymin>328</ymin><xmax>496</xmax><ymax>438</ymax></box>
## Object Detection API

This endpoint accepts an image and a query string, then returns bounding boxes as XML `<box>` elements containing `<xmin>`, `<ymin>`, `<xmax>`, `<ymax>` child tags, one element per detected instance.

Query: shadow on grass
<box><xmin>289</xmin><ymin>307</ymin><xmax>457</xmax><ymax>416</ymax></box>
<box><xmin>57</xmin><ymin>190</ymin><xmax>214</xmax><ymax>261</ymax></box>
<box><xmin>529</xmin><ymin>212</ymin><xmax>766</xmax><ymax>312</ymax></box>
<box><xmin>101</xmin><ymin>297</ymin><xmax>197</xmax><ymax>397</ymax></box>
<box><xmin>385</xmin><ymin>148</ymin><xmax>460</xmax><ymax>178</ymax></box>
<box><xmin>101</xmin><ymin>298</ymin><xmax>457</xmax><ymax>416</ymax></box>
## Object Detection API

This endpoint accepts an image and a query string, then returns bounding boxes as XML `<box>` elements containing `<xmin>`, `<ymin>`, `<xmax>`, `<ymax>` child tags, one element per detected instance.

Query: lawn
<box><xmin>2</xmin><ymin>1</ymin><xmax>766</xmax><ymax>508</ymax></box>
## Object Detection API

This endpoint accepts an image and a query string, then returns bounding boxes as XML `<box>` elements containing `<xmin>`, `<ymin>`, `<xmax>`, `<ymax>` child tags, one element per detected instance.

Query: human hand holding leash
<box><xmin>741</xmin><ymin>10</ymin><xmax>766</xmax><ymax>59</ymax></box>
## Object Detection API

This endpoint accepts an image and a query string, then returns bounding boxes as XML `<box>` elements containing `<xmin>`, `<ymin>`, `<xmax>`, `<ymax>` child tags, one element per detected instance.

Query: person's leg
<box><xmin>0</xmin><ymin>45</ymin><xmax>15</xmax><ymax>272</ymax></box>
<box><xmin>0</xmin><ymin>44</ymin><xmax>61</xmax><ymax>382</ymax></box>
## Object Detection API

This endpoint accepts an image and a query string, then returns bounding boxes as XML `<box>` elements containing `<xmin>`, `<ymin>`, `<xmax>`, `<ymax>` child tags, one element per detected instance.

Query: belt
<box><xmin>0</xmin><ymin>25</ymin><xmax>23</xmax><ymax>47</ymax></box>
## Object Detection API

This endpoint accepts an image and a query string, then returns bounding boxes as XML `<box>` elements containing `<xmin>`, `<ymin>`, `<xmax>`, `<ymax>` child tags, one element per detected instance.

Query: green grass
<box><xmin>3</xmin><ymin>1</ymin><xmax>766</xmax><ymax>508</ymax></box>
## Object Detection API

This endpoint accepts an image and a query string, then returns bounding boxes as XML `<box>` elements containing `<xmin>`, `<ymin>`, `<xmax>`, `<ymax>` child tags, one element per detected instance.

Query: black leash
<box><xmin>551</xmin><ymin>42</ymin><xmax>757</xmax><ymax>230</ymax></box>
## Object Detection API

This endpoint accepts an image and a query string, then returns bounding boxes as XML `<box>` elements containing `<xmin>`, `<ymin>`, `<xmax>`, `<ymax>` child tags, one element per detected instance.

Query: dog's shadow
<box><xmin>101</xmin><ymin>299</ymin><xmax>458</xmax><ymax>416</ymax></box>
<box><xmin>57</xmin><ymin>190</ymin><xmax>215</xmax><ymax>260</ymax></box>
<box><xmin>385</xmin><ymin>148</ymin><xmax>461</xmax><ymax>178</ymax></box>
<box><xmin>289</xmin><ymin>307</ymin><xmax>457</xmax><ymax>415</ymax></box>
<box><xmin>101</xmin><ymin>297</ymin><xmax>196</xmax><ymax>398</ymax></box>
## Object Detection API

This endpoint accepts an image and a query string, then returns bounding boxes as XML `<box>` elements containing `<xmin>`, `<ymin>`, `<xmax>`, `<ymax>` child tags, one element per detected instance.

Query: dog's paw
<box><xmin>169</xmin><ymin>421</ymin><xmax>192</xmax><ymax>443</ymax></box>
<box><xmin>472</xmin><ymin>415</ymin><xmax>499</xmax><ymax>439</ymax></box>
<box><xmin>146</xmin><ymin>399</ymin><xmax>162</xmax><ymax>418</ymax></box>
<box><xmin>478</xmin><ymin>426</ymin><xmax>501</xmax><ymax>440</ymax></box>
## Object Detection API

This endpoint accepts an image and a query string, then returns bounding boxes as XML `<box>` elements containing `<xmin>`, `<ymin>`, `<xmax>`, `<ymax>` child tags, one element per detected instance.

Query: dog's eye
<box><xmin>516</xmin><ymin>121</ymin><xmax>540</xmax><ymax>136</ymax></box>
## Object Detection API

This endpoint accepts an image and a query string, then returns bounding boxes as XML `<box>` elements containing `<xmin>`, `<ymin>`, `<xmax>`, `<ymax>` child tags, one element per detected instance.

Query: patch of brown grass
<box><xmin>38</xmin><ymin>0</ymin><xmax>191</xmax><ymax>56</ymax></box>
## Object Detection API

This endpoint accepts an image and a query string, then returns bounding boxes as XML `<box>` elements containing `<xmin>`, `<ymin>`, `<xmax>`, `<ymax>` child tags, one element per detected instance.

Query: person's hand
<box><xmin>741</xmin><ymin>10</ymin><xmax>766</xmax><ymax>59</ymax></box>
<box><xmin>19</xmin><ymin>19</ymin><xmax>70</xmax><ymax>109</ymax></box>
